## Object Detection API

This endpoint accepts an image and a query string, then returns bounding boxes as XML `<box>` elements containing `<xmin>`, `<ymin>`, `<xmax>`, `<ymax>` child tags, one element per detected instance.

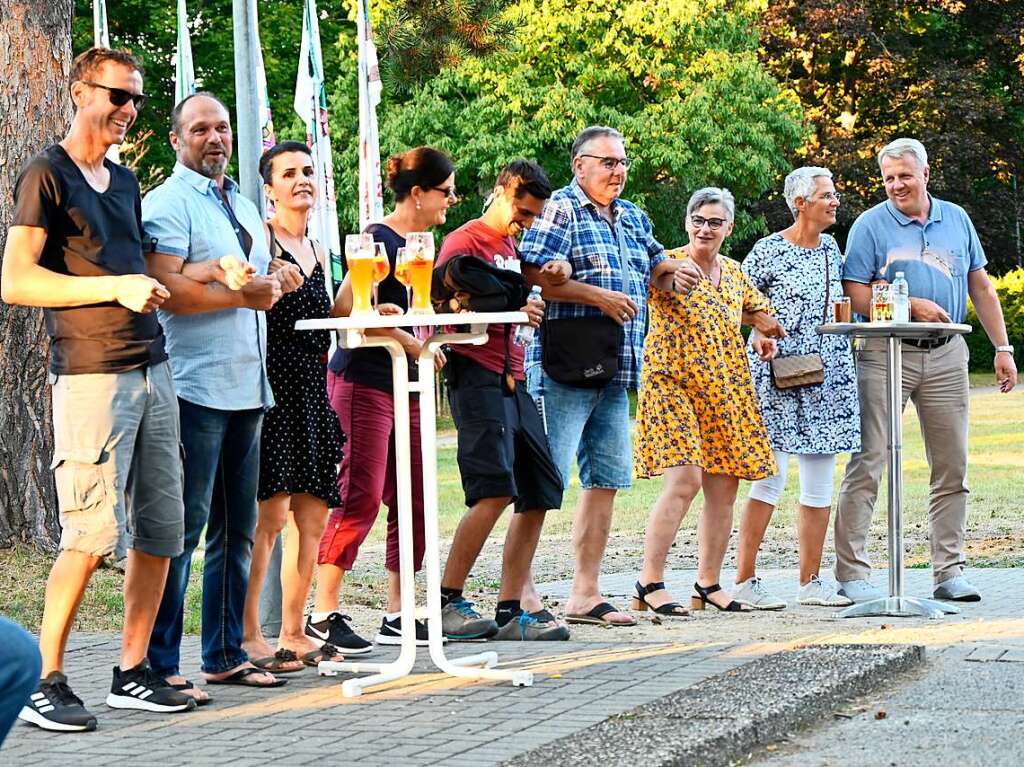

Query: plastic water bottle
<box><xmin>514</xmin><ymin>286</ymin><xmax>543</xmax><ymax>346</ymax></box>
<box><xmin>892</xmin><ymin>271</ymin><xmax>910</xmax><ymax>322</ymax></box>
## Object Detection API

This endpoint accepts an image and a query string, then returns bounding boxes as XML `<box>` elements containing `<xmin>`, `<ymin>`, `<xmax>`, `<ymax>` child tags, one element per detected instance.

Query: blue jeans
<box><xmin>148</xmin><ymin>401</ymin><xmax>263</xmax><ymax>676</ymax></box>
<box><xmin>525</xmin><ymin>366</ymin><xmax>633</xmax><ymax>490</ymax></box>
<box><xmin>0</xmin><ymin>616</ymin><xmax>40</xmax><ymax>745</ymax></box>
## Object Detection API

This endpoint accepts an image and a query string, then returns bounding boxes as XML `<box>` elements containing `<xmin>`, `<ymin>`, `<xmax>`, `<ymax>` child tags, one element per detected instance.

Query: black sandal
<box><xmin>691</xmin><ymin>582</ymin><xmax>752</xmax><ymax>613</ymax></box>
<box><xmin>631</xmin><ymin>581</ymin><xmax>690</xmax><ymax>618</ymax></box>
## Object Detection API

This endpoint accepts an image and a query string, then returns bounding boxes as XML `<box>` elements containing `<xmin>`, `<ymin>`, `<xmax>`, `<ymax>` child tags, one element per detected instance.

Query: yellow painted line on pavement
<box><xmin>111</xmin><ymin>641</ymin><xmax>724</xmax><ymax>730</ymax></box>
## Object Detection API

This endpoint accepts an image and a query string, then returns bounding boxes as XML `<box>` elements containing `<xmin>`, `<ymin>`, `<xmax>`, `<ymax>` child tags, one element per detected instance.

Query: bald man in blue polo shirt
<box><xmin>835</xmin><ymin>138</ymin><xmax>1017</xmax><ymax>604</ymax></box>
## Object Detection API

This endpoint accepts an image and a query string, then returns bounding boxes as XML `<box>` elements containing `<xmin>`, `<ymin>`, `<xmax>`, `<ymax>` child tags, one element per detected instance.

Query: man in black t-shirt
<box><xmin>1</xmin><ymin>47</ymin><xmax>194</xmax><ymax>732</ymax></box>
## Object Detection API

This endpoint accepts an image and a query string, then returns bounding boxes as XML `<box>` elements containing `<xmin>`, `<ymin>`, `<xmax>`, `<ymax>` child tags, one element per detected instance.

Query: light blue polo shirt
<box><xmin>842</xmin><ymin>195</ymin><xmax>986</xmax><ymax>324</ymax></box>
<box><xmin>142</xmin><ymin>162</ymin><xmax>274</xmax><ymax>411</ymax></box>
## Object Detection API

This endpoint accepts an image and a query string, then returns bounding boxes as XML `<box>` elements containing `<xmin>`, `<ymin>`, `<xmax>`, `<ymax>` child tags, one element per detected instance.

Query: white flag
<box><xmin>174</xmin><ymin>0</ymin><xmax>196</xmax><ymax>106</ymax></box>
<box><xmin>93</xmin><ymin>0</ymin><xmax>110</xmax><ymax>48</ymax></box>
<box><xmin>295</xmin><ymin>0</ymin><xmax>341</xmax><ymax>295</ymax></box>
<box><xmin>357</xmin><ymin>0</ymin><xmax>384</xmax><ymax>230</ymax></box>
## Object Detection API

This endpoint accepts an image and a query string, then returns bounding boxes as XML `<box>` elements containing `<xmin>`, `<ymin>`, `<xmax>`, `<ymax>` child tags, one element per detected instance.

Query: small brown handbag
<box><xmin>768</xmin><ymin>247</ymin><xmax>829</xmax><ymax>390</ymax></box>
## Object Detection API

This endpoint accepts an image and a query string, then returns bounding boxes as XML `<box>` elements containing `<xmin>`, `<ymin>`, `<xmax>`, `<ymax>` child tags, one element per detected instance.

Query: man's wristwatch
<box><xmin>995</xmin><ymin>345</ymin><xmax>1014</xmax><ymax>355</ymax></box>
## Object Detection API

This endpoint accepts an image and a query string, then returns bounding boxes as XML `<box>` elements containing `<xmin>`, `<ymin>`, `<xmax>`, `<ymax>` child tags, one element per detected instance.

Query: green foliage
<box><xmin>72</xmin><ymin>0</ymin><xmax>343</xmax><ymax>188</ymax></box>
<box><xmin>966</xmin><ymin>267</ymin><xmax>1024</xmax><ymax>372</ymax></box>
<box><xmin>758</xmin><ymin>0</ymin><xmax>1024</xmax><ymax>273</ymax></box>
<box><xmin>330</xmin><ymin>0</ymin><xmax>806</xmax><ymax>249</ymax></box>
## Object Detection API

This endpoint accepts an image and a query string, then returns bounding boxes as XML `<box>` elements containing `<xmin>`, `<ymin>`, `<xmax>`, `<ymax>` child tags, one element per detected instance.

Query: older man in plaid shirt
<box><xmin>521</xmin><ymin>126</ymin><xmax>699</xmax><ymax>627</ymax></box>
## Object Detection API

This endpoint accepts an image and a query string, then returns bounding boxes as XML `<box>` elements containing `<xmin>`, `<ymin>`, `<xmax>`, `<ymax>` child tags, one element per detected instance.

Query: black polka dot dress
<box><xmin>258</xmin><ymin>244</ymin><xmax>343</xmax><ymax>506</ymax></box>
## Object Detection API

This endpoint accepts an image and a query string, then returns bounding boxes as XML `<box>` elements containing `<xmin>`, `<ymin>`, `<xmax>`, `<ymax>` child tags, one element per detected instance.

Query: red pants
<box><xmin>318</xmin><ymin>372</ymin><xmax>426</xmax><ymax>573</ymax></box>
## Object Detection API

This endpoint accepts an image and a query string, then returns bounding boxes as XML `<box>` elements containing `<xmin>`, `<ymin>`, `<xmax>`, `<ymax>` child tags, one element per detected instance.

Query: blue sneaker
<box><xmin>441</xmin><ymin>597</ymin><xmax>498</xmax><ymax>640</ymax></box>
<box><xmin>494</xmin><ymin>611</ymin><xmax>570</xmax><ymax>641</ymax></box>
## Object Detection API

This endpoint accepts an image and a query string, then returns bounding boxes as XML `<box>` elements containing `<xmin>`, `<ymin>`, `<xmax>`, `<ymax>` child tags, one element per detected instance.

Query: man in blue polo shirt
<box><xmin>143</xmin><ymin>93</ymin><xmax>301</xmax><ymax>698</ymax></box>
<box><xmin>836</xmin><ymin>137</ymin><xmax>1017</xmax><ymax>604</ymax></box>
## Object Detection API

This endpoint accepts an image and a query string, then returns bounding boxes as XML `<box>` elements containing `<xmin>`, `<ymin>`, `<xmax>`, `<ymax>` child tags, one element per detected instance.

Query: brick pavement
<box><xmin>4</xmin><ymin>567</ymin><xmax>1022</xmax><ymax>766</ymax></box>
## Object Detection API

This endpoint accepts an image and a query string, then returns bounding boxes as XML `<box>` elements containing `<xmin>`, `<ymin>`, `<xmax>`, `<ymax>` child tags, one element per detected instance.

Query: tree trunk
<box><xmin>0</xmin><ymin>1</ymin><xmax>73</xmax><ymax>550</ymax></box>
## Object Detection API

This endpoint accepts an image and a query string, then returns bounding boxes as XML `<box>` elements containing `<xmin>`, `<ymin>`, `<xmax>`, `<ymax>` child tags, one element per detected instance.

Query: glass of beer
<box><xmin>345</xmin><ymin>233</ymin><xmax>375</xmax><ymax>315</ymax></box>
<box><xmin>832</xmin><ymin>296</ymin><xmax>852</xmax><ymax>323</ymax></box>
<box><xmin>405</xmin><ymin>232</ymin><xmax>435</xmax><ymax>314</ymax></box>
<box><xmin>870</xmin><ymin>283</ymin><xmax>892</xmax><ymax>322</ymax></box>
<box><xmin>371</xmin><ymin>243</ymin><xmax>390</xmax><ymax>310</ymax></box>
<box><xmin>394</xmin><ymin>247</ymin><xmax>413</xmax><ymax>311</ymax></box>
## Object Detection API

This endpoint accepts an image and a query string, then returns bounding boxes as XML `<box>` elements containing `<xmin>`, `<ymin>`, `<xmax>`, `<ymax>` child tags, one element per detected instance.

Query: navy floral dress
<box><xmin>742</xmin><ymin>232</ymin><xmax>861</xmax><ymax>455</ymax></box>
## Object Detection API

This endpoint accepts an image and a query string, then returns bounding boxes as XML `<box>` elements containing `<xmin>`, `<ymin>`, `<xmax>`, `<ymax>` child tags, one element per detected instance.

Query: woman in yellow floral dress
<box><xmin>632</xmin><ymin>188</ymin><xmax>784</xmax><ymax>616</ymax></box>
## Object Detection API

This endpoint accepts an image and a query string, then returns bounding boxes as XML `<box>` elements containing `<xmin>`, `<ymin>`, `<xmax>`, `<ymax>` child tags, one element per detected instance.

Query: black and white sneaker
<box><xmin>304</xmin><ymin>612</ymin><xmax>373</xmax><ymax>656</ymax></box>
<box><xmin>374</xmin><ymin>615</ymin><xmax>442</xmax><ymax>646</ymax></box>
<box><xmin>106</xmin><ymin>661</ymin><xmax>196</xmax><ymax>713</ymax></box>
<box><xmin>19</xmin><ymin>671</ymin><xmax>97</xmax><ymax>732</ymax></box>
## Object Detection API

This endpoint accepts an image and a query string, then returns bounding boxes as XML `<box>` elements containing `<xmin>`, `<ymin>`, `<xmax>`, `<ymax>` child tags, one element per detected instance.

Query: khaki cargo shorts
<box><xmin>50</xmin><ymin>361</ymin><xmax>184</xmax><ymax>559</ymax></box>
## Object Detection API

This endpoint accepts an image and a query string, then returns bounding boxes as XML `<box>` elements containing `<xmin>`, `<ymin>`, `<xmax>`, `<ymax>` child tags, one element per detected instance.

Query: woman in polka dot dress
<box><xmin>241</xmin><ymin>142</ymin><xmax>344</xmax><ymax>671</ymax></box>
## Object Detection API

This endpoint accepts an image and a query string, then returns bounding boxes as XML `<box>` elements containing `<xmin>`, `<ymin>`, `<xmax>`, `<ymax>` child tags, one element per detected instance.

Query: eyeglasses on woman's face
<box><xmin>430</xmin><ymin>186</ymin><xmax>459</xmax><ymax>202</ymax></box>
<box><xmin>689</xmin><ymin>215</ymin><xmax>727</xmax><ymax>231</ymax></box>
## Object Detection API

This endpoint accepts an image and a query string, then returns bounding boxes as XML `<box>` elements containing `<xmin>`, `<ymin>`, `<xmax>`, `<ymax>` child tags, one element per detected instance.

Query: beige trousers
<box><xmin>834</xmin><ymin>335</ymin><xmax>969</xmax><ymax>586</ymax></box>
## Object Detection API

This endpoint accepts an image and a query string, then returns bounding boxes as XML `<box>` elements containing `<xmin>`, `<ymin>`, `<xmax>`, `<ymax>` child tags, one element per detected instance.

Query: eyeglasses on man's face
<box><xmin>812</xmin><ymin>191</ymin><xmax>841</xmax><ymax>202</ymax></box>
<box><xmin>689</xmin><ymin>215</ymin><xmax>727</xmax><ymax>231</ymax></box>
<box><xmin>579</xmin><ymin>154</ymin><xmax>632</xmax><ymax>171</ymax></box>
<box><xmin>80</xmin><ymin>81</ymin><xmax>147</xmax><ymax>111</ymax></box>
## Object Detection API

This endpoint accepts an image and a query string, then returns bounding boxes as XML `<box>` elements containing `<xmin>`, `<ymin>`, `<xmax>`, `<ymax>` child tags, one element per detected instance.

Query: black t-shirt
<box><xmin>327</xmin><ymin>223</ymin><xmax>418</xmax><ymax>392</ymax></box>
<box><xmin>12</xmin><ymin>145</ymin><xmax>167</xmax><ymax>374</ymax></box>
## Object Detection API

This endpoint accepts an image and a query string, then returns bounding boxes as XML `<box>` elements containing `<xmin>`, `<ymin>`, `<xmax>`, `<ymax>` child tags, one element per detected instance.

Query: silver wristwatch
<box><xmin>995</xmin><ymin>345</ymin><xmax>1014</xmax><ymax>355</ymax></box>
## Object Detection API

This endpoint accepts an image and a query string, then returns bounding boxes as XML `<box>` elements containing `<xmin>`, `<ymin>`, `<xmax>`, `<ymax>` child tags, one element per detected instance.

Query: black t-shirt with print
<box><xmin>12</xmin><ymin>144</ymin><xmax>167</xmax><ymax>374</ymax></box>
<box><xmin>327</xmin><ymin>222</ymin><xmax>418</xmax><ymax>392</ymax></box>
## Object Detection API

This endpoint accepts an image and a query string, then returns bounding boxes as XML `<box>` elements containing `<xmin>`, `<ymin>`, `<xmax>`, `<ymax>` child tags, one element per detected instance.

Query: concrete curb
<box><xmin>501</xmin><ymin>643</ymin><xmax>926</xmax><ymax>767</ymax></box>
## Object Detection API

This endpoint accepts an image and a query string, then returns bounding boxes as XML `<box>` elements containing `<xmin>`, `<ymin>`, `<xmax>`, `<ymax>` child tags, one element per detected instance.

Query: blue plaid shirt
<box><xmin>519</xmin><ymin>180</ymin><xmax>665</xmax><ymax>389</ymax></box>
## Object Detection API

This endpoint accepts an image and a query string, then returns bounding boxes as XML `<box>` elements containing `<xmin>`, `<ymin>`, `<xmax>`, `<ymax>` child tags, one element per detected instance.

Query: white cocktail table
<box><xmin>818</xmin><ymin>321</ymin><xmax>972</xmax><ymax>619</ymax></box>
<box><xmin>296</xmin><ymin>312</ymin><xmax>534</xmax><ymax>696</ymax></box>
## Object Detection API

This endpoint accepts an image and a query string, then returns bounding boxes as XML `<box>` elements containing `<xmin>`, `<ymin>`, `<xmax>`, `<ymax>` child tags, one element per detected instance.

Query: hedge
<box><xmin>966</xmin><ymin>267</ymin><xmax>1024</xmax><ymax>373</ymax></box>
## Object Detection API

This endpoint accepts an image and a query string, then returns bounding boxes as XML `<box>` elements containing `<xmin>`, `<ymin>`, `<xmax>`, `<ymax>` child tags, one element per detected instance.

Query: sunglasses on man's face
<box><xmin>81</xmin><ymin>81</ymin><xmax>147</xmax><ymax>111</ymax></box>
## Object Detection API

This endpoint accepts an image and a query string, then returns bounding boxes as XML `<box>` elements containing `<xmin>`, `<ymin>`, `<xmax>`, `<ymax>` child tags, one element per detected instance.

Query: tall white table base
<box><xmin>826</xmin><ymin>328</ymin><xmax>964</xmax><ymax>620</ymax></box>
<box><xmin>297</xmin><ymin>313</ymin><xmax>534</xmax><ymax>696</ymax></box>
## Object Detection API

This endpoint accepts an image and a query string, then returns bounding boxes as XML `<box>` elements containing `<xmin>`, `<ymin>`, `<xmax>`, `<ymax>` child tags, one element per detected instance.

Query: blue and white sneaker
<box><xmin>441</xmin><ymin>597</ymin><xmax>498</xmax><ymax>640</ymax></box>
<box><xmin>494</xmin><ymin>611</ymin><xmax>570</xmax><ymax>641</ymax></box>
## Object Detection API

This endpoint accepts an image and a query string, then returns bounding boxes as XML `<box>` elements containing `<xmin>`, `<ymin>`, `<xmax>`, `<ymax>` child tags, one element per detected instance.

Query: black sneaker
<box><xmin>374</xmin><ymin>615</ymin><xmax>440</xmax><ymax>646</ymax></box>
<box><xmin>304</xmin><ymin>612</ymin><xmax>373</xmax><ymax>656</ymax></box>
<box><xmin>106</xmin><ymin>661</ymin><xmax>196</xmax><ymax>713</ymax></box>
<box><xmin>19</xmin><ymin>672</ymin><xmax>97</xmax><ymax>732</ymax></box>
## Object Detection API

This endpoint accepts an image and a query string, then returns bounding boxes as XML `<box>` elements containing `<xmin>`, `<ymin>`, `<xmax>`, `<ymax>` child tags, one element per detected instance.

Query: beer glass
<box><xmin>405</xmin><ymin>232</ymin><xmax>435</xmax><ymax>314</ymax></box>
<box><xmin>372</xmin><ymin>242</ymin><xmax>390</xmax><ymax>309</ymax></box>
<box><xmin>394</xmin><ymin>246</ymin><xmax>413</xmax><ymax>311</ymax></box>
<box><xmin>832</xmin><ymin>296</ymin><xmax>852</xmax><ymax>323</ymax></box>
<box><xmin>345</xmin><ymin>233</ymin><xmax>375</xmax><ymax>315</ymax></box>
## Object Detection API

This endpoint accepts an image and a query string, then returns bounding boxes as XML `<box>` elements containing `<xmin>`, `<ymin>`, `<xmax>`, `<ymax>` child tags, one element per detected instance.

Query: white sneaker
<box><xmin>797</xmin><ymin>575</ymin><xmax>853</xmax><ymax>606</ymax></box>
<box><xmin>733</xmin><ymin>577</ymin><xmax>787</xmax><ymax>610</ymax></box>
<box><xmin>836</xmin><ymin>578</ymin><xmax>883</xmax><ymax>603</ymax></box>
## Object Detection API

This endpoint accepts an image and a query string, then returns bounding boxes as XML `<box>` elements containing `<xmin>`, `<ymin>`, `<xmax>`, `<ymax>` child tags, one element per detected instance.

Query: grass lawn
<box><xmin>3</xmin><ymin>385</ymin><xmax>1021</xmax><ymax>632</ymax></box>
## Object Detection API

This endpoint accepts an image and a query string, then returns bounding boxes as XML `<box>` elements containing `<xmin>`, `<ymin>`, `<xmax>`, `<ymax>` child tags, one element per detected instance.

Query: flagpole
<box><xmin>232</xmin><ymin>0</ymin><xmax>265</xmax><ymax>215</ymax></box>
<box><xmin>356</xmin><ymin>0</ymin><xmax>384</xmax><ymax>230</ymax></box>
<box><xmin>175</xmin><ymin>0</ymin><xmax>196</xmax><ymax>106</ymax></box>
<box><xmin>94</xmin><ymin>1</ymin><xmax>119</xmax><ymax>163</ymax></box>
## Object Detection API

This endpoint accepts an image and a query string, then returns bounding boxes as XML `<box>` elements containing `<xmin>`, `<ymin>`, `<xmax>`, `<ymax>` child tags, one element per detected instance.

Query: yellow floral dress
<box><xmin>635</xmin><ymin>255</ymin><xmax>777</xmax><ymax>480</ymax></box>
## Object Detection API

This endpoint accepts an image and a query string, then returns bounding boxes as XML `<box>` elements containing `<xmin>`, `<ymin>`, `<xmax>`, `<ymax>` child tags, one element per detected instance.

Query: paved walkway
<box><xmin>4</xmin><ymin>568</ymin><xmax>1022</xmax><ymax>766</ymax></box>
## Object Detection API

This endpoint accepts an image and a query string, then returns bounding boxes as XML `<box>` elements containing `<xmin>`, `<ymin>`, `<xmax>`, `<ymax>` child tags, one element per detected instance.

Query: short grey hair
<box><xmin>784</xmin><ymin>166</ymin><xmax>833</xmax><ymax>218</ymax></box>
<box><xmin>570</xmin><ymin>125</ymin><xmax>624</xmax><ymax>167</ymax></box>
<box><xmin>686</xmin><ymin>187</ymin><xmax>735</xmax><ymax>222</ymax></box>
<box><xmin>877</xmin><ymin>138</ymin><xmax>928</xmax><ymax>172</ymax></box>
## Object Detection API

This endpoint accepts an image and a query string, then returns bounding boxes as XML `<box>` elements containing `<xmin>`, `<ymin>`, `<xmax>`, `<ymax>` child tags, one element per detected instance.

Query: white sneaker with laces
<box><xmin>797</xmin><ymin>575</ymin><xmax>853</xmax><ymax>606</ymax></box>
<box><xmin>733</xmin><ymin>577</ymin><xmax>787</xmax><ymax>610</ymax></box>
<box><xmin>836</xmin><ymin>578</ymin><xmax>883</xmax><ymax>603</ymax></box>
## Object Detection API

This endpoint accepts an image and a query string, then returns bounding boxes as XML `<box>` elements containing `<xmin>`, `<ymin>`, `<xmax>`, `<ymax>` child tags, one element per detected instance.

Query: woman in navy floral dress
<box><xmin>733</xmin><ymin>167</ymin><xmax>861</xmax><ymax>610</ymax></box>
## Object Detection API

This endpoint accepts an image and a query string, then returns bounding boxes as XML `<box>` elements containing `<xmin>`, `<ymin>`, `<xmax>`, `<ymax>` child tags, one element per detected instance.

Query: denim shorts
<box><xmin>525</xmin><ymin>365</ymin><xmax>633</xmax><ymax>490</ymax></box>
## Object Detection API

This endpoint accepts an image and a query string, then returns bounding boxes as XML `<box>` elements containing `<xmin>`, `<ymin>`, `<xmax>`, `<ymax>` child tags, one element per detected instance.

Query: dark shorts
<box><xmin>446</xmin><ymin>354</ymin><xmax>563</xmax><ymax>514</ymax></box>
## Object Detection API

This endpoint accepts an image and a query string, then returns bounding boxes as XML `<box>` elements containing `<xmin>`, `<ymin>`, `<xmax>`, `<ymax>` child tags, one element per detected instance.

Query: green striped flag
<box><xmin>175</xmin><ymin>0</ymin><xmax>195</xmax><ymax>105</ymax></box>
